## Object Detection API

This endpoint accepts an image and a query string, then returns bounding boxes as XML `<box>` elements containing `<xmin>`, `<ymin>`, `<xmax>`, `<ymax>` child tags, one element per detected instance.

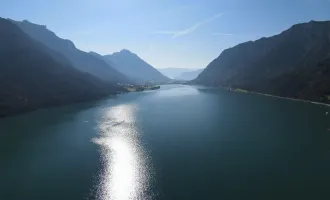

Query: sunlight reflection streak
<box><xmin>93</xmin><ymin>104</ymin><xmax>151</xmax><ymax>200</ymax></box>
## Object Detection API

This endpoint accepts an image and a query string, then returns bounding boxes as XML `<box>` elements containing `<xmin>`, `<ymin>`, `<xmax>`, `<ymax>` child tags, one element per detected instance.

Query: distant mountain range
<box><xmin>158</xmin><ymin>68</ymin><xmax>194</xmax><ymax>79</ymax></box>
<box><xmin>175</xmin><ymin>69</ymin><xmax>203</xmax><ymax>80</ymax></box>
<box><xmin>0</xmin><ymin>18</ymin><xmax>170</xmax><ymax>117</ymax></box>
<box><xmin>2</xmin><ymin>17</ymin><xmax>330</xmax><ymax>117</ymax></box>
<box><xmin>102</xmin><ymin>50</ymin><xmax>170</xmax><ymax>84</ymax></box>
<box><xmin>158</xmin><ymin>68</ymin><xmax>203</xmax><ymax>80</ymax></box>
<box><xmin>0</xmin><ymin>18</ymin><xmax>173</xmax><ymax>117</ymax></box>
<box><xmin>0</xmin><ymin>18</ymin><xmax>123</xmax><ymax>117</ymax></box>
<box><xmin>11</xmin><ymin>19</ymin><xmax>129</xmax><ymax>84</ymax></box>
<box><xmin>193</xmin><ymin>20</ymin><xmax>330</xmax><ymax>103</ymax></box>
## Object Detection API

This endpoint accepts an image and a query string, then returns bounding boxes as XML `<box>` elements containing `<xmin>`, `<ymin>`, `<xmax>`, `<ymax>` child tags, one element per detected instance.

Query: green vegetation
<box><xmin>234</xmin><ymin>88</ymin><xmax>249</xmax><ymax>93</ymax></box>
<box><xmin>124</xmin><ymin>85</ymin><xmax>160</xmax><ymax>92</ymax></box>
<box><xmin>325</xmin><ymin>95</ymin><xmax>330</xmax><ymax>101</ymax></box>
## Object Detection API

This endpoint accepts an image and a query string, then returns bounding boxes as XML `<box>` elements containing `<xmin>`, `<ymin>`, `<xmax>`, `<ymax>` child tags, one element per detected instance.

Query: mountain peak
<box><xmin>14</xmin><ymin>19</ymin><xmax>48</xmax><ymax>30</ymax></box>
<box><xmin>105</xmin><ymin>49</ymin><xmax>170</xmax><ymax>83</ymax></box>
<box><xmin>12</xmin><ymin>18</ymin><xmax>128</xmax><ymax>83</ymax></box>
<box><xmin>112</xmin><ymin>49</ymin><xmax>137</xmax><ymax>57</ymax></box>
<box><xmin>118</xmin><ymin>49</ymin><xmax>136</xmax><ymax>56</ymax></box>
<box><xmin>290</xmin><ymin>20</ymin><xmax>330</xmax><ymax>29</ymax></box>
<box><xmin>89</xmin><ymin>51</ymin><xmax>100</xmax><ymax>55</ymax></box>
<box><xmin>120</xmin><ymin>49</ymin><xmax>132</xmax><ymax>53</ymax></box>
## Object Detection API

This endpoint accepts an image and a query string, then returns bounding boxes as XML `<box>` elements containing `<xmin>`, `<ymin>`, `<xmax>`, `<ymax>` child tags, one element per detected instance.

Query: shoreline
<box><xmin>124</xmin><ymin>85</ymin><xmax>160</xmax><ymax>92</ymax></box>
<box><xmin>0</xmin><ymin>93</ymin><xmax>119</xmax><ymax>119</ymax></box>
<box><xmin>192</xmin><ymin>83</ymin><xmax>330</xmax><ymax>107</ymax></box>
<box><xmin>228</xmin><ymin>87</ymin><xmax>330</xmax><ymax>107</ymax></box>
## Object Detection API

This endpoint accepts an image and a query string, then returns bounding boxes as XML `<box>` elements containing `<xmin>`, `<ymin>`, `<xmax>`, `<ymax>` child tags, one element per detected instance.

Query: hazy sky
<box><xmin>1</xmin><ymin>0</ymin><xmax>330</xmax><ymax>69</ymax></box>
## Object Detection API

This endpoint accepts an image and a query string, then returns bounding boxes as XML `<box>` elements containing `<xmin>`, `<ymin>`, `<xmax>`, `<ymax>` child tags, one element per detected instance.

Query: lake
<box><xmin>1</xmin><ymin>85</ymin><xmax>330</xmax><ymax>200</ymax></box>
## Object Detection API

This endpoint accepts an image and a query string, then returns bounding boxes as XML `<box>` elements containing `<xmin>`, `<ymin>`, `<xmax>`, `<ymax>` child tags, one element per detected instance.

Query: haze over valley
<box><xmin>1</xmin><ymin>1</ymin><xmax>330</xmax><ymax>200</ymax></box>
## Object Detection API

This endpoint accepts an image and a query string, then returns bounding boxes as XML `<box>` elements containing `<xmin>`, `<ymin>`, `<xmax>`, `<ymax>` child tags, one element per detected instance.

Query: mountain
<box><xmin>193</xmin><ymin>20</ymin><xmax>330</xmax><ymax>103</ymax></box>
<box><xmin>158</xmin><ymin>68</ymin><xmax>193</xmax><ymax>79</ymax></box>
<box><xmin>158</xmin><ymin>68</ymin><xmax>203</xmax><ymax>81</ymax></box>
<box><xmin>257</xmin><ymin>56</ymin><xmax>330</xmax><ymax>102</ymax></box>
<box><xmin>11</xmin><ymin>19</ymin><xmax>129</xmax><ymax>83</ymax></box>
<box><xmin>0</xmin><ymin>18</ymin><xmax>122</xmax><ymax>117</ymax></box>
<box><xmin>175</xmin><ymin>69</ymin><xmax>203</xmax><ymax>80</ymax></box>
<box><xmin>89</xmin><ymin>51</ymin><xmax>107</xmax><ymax>60</ymax></box>
<box><xmin>103</xmin><ymin>49</ymin><xmax>170</xmax><ymax>83</ymax></box>
<box><xmin>89</xmin><ymin>51</ymin><xmax>120</xmax><ymax>77</ymax></box>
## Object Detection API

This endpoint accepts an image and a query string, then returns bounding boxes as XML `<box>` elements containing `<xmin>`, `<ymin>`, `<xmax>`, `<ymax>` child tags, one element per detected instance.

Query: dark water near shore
<box><xmin>1</xmin><ymin>85</ymin><xmax>330</xmax><ymax>200</ymax></box>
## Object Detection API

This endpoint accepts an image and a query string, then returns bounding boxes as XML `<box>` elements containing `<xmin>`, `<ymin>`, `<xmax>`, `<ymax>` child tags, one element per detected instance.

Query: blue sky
<box><xmin>1</xmin><ymin>0</ymin><xmax>330</xmax><ymax>69</ymax></box>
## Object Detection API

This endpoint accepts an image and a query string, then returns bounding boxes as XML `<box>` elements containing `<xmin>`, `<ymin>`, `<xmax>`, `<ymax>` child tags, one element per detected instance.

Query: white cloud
<box><xmin>152</xmin><ymin>13</ymin><xmax>224</xmax><ymax>39</ymax></box>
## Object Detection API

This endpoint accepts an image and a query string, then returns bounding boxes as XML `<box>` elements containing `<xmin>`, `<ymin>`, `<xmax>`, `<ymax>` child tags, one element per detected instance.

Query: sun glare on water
<box><xmin>93</xmin><ymin>104</ymin><xmax>152</xmax><ymax>200</ymax></box>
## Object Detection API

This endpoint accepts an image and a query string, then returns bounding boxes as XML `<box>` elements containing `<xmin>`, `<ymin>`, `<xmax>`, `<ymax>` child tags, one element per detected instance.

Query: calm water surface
<box><xmin>1</xmin><ymin>85</ymin><xmax>330</xmax><ymax>200</ymax></box>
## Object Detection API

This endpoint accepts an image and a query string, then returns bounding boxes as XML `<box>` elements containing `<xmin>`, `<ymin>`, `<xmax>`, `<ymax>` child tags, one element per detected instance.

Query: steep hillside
<box><xmin>193</xmin><ymin>20</ymin><xmax>330</xmax><ymax>102</ymax></box>
<box><xmin>0</xmin><ymin>18</ymin><xmax>122</xmax><ymax>117</ymax></box>
<box><xmin>11</xmin><ymin>19</ymin><xmax>129</xmax><ymax>83</ymax></box>
<box><xmin>104</xmin><ymin>49</ymin><xmax>170</xmax><ymax>83</ymax></box>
